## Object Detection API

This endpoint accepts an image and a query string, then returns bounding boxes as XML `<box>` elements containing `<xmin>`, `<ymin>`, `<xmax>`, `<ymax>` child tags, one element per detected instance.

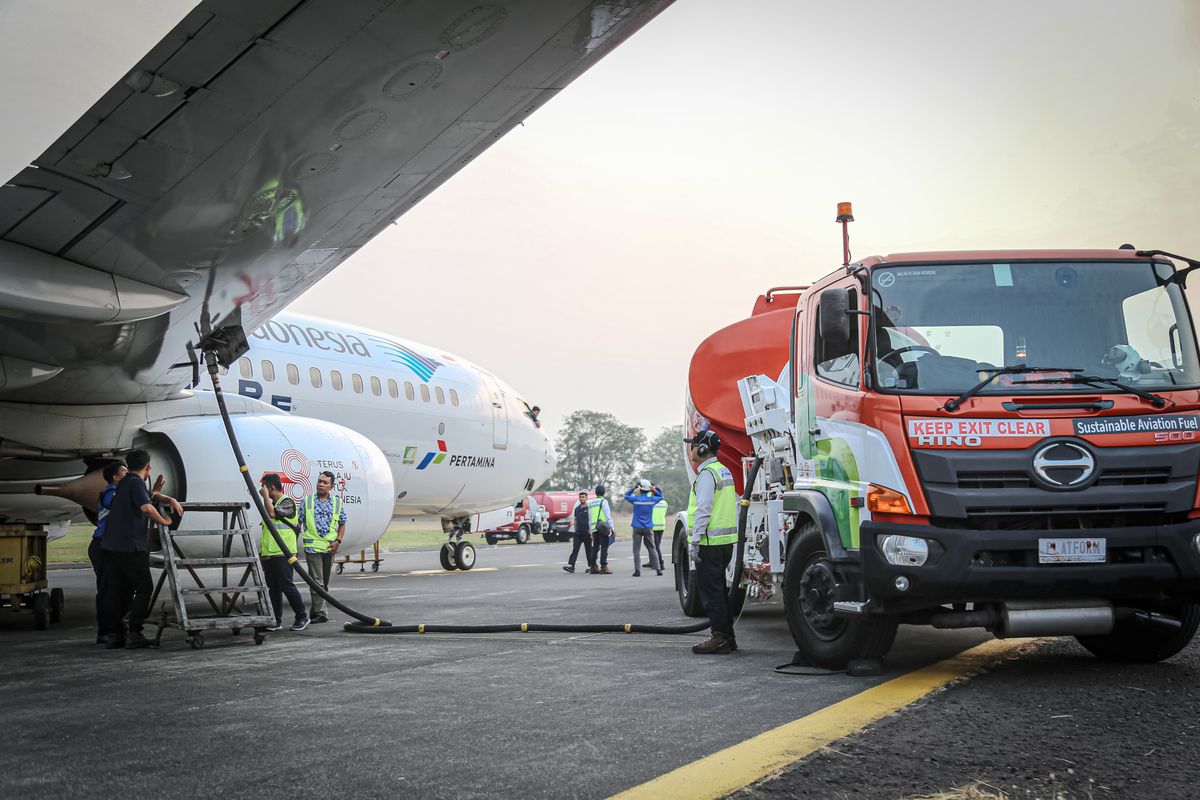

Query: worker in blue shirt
<box><xmin>89</xmin><ymin>462</ymin><xmax>126</xmax><ymax>644</ymax></box>
<box><xmin>624</xmin><ymin>479</ymin><xmax>663</xmax><ymax>576</ymax></box>
<box><xmin>562</xmin><ymin>491</ymin><xmax>595</xmax><ymax>573</ymax></box>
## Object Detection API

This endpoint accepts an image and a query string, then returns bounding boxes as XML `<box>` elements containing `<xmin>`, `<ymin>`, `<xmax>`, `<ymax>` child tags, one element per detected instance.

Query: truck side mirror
<box><xmin>819</xmin><ymin>288</ymin><xmax>852</xmax><ymax>354</ymax></box>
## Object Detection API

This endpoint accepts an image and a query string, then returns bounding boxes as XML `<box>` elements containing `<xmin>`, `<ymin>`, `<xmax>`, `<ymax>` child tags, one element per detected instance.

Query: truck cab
<box><xmin>684</xmin><ymin>249</ymin><xmax>1200</xmax><ymax>668</ymax></box>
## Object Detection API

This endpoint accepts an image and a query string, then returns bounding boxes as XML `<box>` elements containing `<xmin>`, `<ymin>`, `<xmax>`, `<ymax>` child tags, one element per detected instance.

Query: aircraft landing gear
<box><xmin>439</xmin><ymin>522</ymin><xmax>475</xmax><ymax>571</ymax></box>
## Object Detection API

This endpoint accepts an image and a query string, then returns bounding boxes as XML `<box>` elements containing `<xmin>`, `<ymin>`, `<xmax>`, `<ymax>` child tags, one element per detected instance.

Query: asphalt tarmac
<box><xmin>736</xmin><ymin>635</ymin><xmax>1200</xmax><ymax>800</ymax></box>
<box><xmin>1</xmin><ymin>540</ymin><xmax>987</xmax><ymax>799</ymax></box>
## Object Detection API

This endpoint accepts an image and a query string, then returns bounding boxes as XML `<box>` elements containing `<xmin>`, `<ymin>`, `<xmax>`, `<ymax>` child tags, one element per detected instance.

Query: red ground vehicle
<box><xmin>481</xmin><ymin>495</ymin><xmax>548</xmax><ymax>545</ymax></box>
<box><xmin>678</xmin><ymin>223</ymin><xmax>1200</xmax><ymax>668</ymax></box>
<box><xmin>531</xmin><ymin>491</ymin><xmax>591</xmax><ymax>542</ymax></box>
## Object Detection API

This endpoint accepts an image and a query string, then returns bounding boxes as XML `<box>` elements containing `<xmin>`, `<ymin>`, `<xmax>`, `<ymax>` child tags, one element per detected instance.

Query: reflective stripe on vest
<box><xmin>686</xmin><ymin>462</ymin><xmax>738</xmax><ymax>546</ymax></box>
<box><xmin>302</xmin><ymin>494</ymin><xmax>343</xmax><ymax>553</ymax></box>
<box><xmin>651</xmin><ymin>500</ymin><xmax>667</xmax><ymax>531</ymax></box>
<box><xmin>260</xmin><ymin>497</ymin><xmax>299</xmax><ymax>558</ymax></box>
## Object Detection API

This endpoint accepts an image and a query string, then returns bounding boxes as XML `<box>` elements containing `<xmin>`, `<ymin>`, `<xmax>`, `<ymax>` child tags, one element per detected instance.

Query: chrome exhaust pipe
<box><xmin>999</xmin><ymin>599</ymin><xmax>1114</xmax><ymax>637</ymax></box>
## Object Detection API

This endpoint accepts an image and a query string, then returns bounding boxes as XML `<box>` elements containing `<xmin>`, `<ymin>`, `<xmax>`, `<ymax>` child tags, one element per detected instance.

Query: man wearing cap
<box><xmin>684</xmin><ymin>429</ymin><xmax>739</xmax><ymax>654</ymax></box>
<box><xmin>624</xmin><ymin>479</ymin><xmax>663</xmax><ymax>576</ymax></box>
<box><xmin>588</xmin><ymin>485</ymin><xmax>617</xmax><ymax>574</ymax></box>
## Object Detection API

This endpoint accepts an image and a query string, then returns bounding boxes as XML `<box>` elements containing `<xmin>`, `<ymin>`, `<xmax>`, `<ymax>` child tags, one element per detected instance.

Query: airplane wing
<box><xmin>0</xmin><ymin>0</ymin><xmax>672</xmax><ymax>407</ymax></box>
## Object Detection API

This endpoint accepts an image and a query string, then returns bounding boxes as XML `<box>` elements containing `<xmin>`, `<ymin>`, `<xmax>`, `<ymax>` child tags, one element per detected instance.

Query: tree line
<box><xmin>538</xmin><ymin>411</ymin><xmax>690</xmax><ymax>513</ymax></box>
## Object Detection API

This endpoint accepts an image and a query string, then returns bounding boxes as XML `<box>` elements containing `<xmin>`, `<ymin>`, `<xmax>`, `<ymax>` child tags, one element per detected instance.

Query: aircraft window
<box><xmin>370</xmin><ymin>376</ymin><xmax>381</xmax><ymax>396</ymax></box>
<box><xmin>239</xmin><ymin>358</ymin><xmax>253</xmax><ymax>379</ymax></box>
<box><xmin>436</xmin><ymin>386</ymin><xmax>445</xmax><ymax>405</ymax></box>
<box><xmin>352</xmin><ymin>373</ymin><xmax>364</xmax><ymax>393</ymax></box>
<box><xmin>261</xmin><ymin>360</ymin><xmax>275</xmax><ymax>382</ymax></box>
<box><xmin>420</xmin><ymin>384</ymin><xmax>430</xmax><ymax>403</ymax></box>
<box><xmin>450</xmin><ymin>388</ymin><xmax>459</xmax><ymax>407</ymax></box>
<box><xmin>404</xmin><ymin>381</ymin><xmax>415</xmax><ymax>401</ymax></box>
<box><xmin>287</xmin><ymin>363</ymin><xmax>299</xmax><ymax>385</ymax></box>
<box><xmin>310</xmin><ymin>367</ymin><xmax>322</xmax><ymax>388</ymax></box>
<box><xmin>388</xmin><ymin>378</ymin><xmax>399</xmax><ymax>398</ymax></box>
<box><xmin>331</xmin><ymin>370</ymin><xmax>343</xmax><ymax>391</ymax></box>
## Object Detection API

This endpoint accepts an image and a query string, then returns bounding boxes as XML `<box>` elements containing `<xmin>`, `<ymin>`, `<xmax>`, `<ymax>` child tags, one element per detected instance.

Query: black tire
<box><xmin>33</xmin><ymin>592</ymin><xmax>50</xmax><ymax>631</ymax></box>
<box><xmin>558</xmin><ymin>532</ymin><xmax>572</xmax><ymax>543</ymax></box>
<box><xmin>1076</xmin><ymin>602</ymin><xmax>1200</xmax><ymax>663</ymax></box>
<box><xmin>189</xmin><ymin>632</ymin><xmax>205</xmax><ymax>649</ymax></box>
<box><xmin>515</xmin><ymin>525</ymin><xmax>530</xmax><ymax>545</ymax></box>
<box><xmin>485</xmin><ymin>533</ymin><xmax>498</xmax><ymax>546</ymax></box>
<box><xmin>253</xmin><ymin>633</ymin><xmax>265</xmax><ymax>645</ymax></box>
<box><xmin>455</xmin><ymin>541</ymin><xmax>476</xmax><ymax>570</ymax></box>
<box><xmin>335</xmin><ymin>563</ymin><xmax>344</xmax><ymax>575</ymax></box>
<box><xmin>371</xmin><ymin>561</ymin><xmax>380</xmax><ymax>573</ymax></box>
<box><xmin>231</xmin><ymin>627</ymin><xmax>242</xmax><ymax>636</ymax></box>
<box><xmin>542</xmin><ymin>532</ymin><xmax>555</xmax><ymax>543</ymax></box>
<box><xmin>439</xmin><ymin>543</ymin><xmax>456</xmax><ymax>571</ymax></box>
<box><xmin>673</xmin><ymin>528</ymin><xmax>704</xmax><ymax>617</ymax></box>
<box><xmin>782</xmin><ymin>524</ymin><xmax>898</xmax><ymax>670</ymax></box>
<box><xmin>49</xmin><ymin>587</ymin><xmax>64</xmax><ymax>624</ymax></box>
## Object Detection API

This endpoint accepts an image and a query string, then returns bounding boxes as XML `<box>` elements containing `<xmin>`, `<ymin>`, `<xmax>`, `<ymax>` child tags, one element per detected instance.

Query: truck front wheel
<box><xmin>515</xmin><ymin>525</ymin><xmax>530</xmax><ymax>545</ymax></box>
<box><xmin>782</xmin><ymin>525</ymin><xmax>897</xmax><ymax>670</ymax></box>
<box><xmin>1075</xmin><ymin>602</ymin><xmax>1200</xmax><ymax>663</ymax></box>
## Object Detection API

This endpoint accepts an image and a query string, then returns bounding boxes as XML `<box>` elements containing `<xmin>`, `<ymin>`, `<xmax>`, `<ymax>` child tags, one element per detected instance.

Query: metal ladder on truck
<box><xmin>149</xmin><ymin>501</ymin><xmax>274</xmax><ymax>649</ymax></box>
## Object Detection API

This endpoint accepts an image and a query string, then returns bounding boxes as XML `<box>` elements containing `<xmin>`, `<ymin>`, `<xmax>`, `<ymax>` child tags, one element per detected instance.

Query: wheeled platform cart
<box><xmin>335</xmin><ymin>541</ymin><xmax>384</xmax><ymax>574</ymax></box>
<box><xmin>0</xmin><ymin>524</ymin><xmax>63</xmax><ymax>630</ymax></box>
<box><xmin>149</xmin><ymin>502</ymin><xmax>274</xmax><ymax>649</ymax></box>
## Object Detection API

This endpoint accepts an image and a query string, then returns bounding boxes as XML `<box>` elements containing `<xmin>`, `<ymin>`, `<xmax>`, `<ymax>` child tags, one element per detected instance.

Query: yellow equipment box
<box><xmin>0</xmin><ymin>524</ymin><xmax>61</xmax><ymax>630</ymax></box>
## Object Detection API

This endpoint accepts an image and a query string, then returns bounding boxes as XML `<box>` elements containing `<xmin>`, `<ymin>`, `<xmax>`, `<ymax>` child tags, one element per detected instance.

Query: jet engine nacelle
<box><xmin>139</xmin><ymin>414</ymin><xmax>394</xmax><ymax>555</ymax></box>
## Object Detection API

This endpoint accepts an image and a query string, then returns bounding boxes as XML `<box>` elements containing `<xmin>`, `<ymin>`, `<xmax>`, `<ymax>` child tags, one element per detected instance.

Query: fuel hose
<box><xmin>204</xmin><ymin>334</ymin><xmax>756</xmax><ymax>638</ymax></box>
<box><xmin>203</xmin><ymin>348</ymin><xmax>390</xmax><ymax>627</ymax></box>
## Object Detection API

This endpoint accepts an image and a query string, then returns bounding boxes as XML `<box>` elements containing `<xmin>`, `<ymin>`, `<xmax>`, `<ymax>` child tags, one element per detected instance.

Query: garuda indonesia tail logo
<box><xmin>369</xmin><ymin>336</ymin><xmax>442</xmax><ymax>383</ymax></box>
<box><xmin>414</xmin><ymin>440</ymin><xmax>447</xmax><ymax>470</ymax></box>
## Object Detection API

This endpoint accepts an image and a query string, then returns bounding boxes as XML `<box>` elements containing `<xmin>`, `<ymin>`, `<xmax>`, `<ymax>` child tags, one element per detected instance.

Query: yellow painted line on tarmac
<box><xmin>610</xmin><ymin>637</ymin><xmax>1044</xmax><ymax>800</ymax></box>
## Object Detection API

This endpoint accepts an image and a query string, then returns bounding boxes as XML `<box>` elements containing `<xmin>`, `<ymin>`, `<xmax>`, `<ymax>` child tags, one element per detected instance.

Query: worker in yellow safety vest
<box><xmin>298</xmin><ymin>470</ymin><xmax>347</xmax><ymax>624</ymax></box>
<box><xmin>650</xmin><ymin>497</ymin><xmax>668</xmax><ymax>575</ymax></box>
<box><xmin>259</xmin><ymin>473</ymin><xmax>309</xmax><ymax>632</ymax></box>
<box><xmin>684</xmin><ymin>430</ymin><xmax>739</xmax><ymax>654</ymax></box>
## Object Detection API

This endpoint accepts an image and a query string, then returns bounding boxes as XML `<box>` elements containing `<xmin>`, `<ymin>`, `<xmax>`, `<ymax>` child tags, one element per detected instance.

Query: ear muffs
<box><xmin>695</xmin><ymin>442</ymin><xmax>711</xmax><ymax>458</ymax></box>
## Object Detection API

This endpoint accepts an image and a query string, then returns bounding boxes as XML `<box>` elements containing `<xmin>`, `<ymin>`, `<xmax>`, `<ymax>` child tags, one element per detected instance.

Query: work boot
<box><xmin>587</xmin><ymin>565</ymin><xmax>599</xmax><ymax>574</ymax></box>
<box><xmin>691</xmin><ymin>632</ymin><xmax>733</xmax><ymax>655</ymax></box>
<box><xmin>632</xmin><ymin>571</ymin><xmax>641</xmax><ymax>577</ymax></box>
<box><xmin>602</xmin><ymin>565</ymin><xmax>612</xmax><ymax>574</ymax></box>
<box><xmin>562</xmin><ymin>565</ymin><xmax>575</xmax><ymax>574</ymax></box>
<box><xmin>125</xmin><ymin>631</ymin><xmax>153</xmax><ymax>649</ymax></box>
<box><xmin>311</xmin><ymin>614</ymin><xmax>329</xmax><ymax>624</ymax></box>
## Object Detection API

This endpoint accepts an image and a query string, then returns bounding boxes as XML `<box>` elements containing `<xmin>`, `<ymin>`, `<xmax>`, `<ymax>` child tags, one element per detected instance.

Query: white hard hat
<box><xmin>638</xmin><ymin>479</ymin><xmax>652</xmax><ymax>490</ymax></box>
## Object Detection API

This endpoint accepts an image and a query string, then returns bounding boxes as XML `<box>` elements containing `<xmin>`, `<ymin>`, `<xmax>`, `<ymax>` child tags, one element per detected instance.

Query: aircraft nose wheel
<box><xmin>455</xmin><ymin>541</ymin><xmax>476</xmax><ymax>570</ymax></box>
<box><xmin>439</xmin><ymin>542</ymin><xmax>458</xmax><ymax>571</ymax></box>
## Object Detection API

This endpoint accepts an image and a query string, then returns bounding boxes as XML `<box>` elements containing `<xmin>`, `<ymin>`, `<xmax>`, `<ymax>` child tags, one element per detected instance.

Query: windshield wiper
<box><xmin>943</xmin><ymin>365</ymin><xmax>1083</xmax><ymax>412</ymax></box>
<box><xmin>1016</xmin><ymin>375</ymin><xmax>1168</xmax><ymax>409</ymax></box>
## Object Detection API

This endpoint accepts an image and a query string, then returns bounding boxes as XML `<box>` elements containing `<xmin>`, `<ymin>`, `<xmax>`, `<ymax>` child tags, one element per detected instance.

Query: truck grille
<box><xmin>956</xmin><ymin>467</ymin><xmax>1171</xmax><ymax>490</ymax></box>
<box><xmin>914</xmin><ymin>442</ymin><xmax>1200</xmax><ymax>530</ymax></box>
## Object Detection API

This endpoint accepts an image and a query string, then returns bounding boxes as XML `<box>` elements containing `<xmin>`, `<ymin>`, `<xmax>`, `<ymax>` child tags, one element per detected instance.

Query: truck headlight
<box><xmin>881</xmin><ymin>535</ymin><xmax>929</xmax><ymax>567</ymax></box>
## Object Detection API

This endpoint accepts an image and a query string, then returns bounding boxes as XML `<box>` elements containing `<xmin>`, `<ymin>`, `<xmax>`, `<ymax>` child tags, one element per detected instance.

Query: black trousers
<box><xmin>652</xmin><ymin>530</ymin><xmax>665</xmax><ymax>568</ymax></box>
<box><xmin>261</xmin><ymin>556</ymin><xmax>306</xmax><ymax>623</ymax></box>
<box><xmin>101</xmin><ymin>549</ymin><xmax>153</xmax><ymax>636</ymax></box>
<box><xmin>697</xmin><ymin>543</ymin><xmax>735</xmax><ymax>636</ymax></box>
<box><xmin>592</xmin><ymin>526</ymin><xmax>610</xmax><ymax>567</ymax></box>
<box><xmin>567</xmin><ymin>531</ymin><xmax>595</xmax><ymax>568</ymax></box>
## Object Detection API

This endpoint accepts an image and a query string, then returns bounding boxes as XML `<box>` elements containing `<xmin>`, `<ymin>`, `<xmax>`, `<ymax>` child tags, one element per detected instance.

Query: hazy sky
<box><xmin>277</xmin><ymin>0</ymin><xmax>1195</xmax><ymax>440</ymax></box>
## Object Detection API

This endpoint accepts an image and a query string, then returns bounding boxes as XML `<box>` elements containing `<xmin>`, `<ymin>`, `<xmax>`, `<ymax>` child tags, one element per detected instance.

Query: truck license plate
<box><xmin>1038</xmin><ymin>538</ymin><xmax>1106</xmax><ymax>564</ymax></box>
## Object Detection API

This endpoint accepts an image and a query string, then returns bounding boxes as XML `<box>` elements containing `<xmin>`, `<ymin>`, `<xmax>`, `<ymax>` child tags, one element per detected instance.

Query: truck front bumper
<box><xmin>859</xmin><ymin>520</ymin><xmax>1200</xmax><ymax>612</ymax></box>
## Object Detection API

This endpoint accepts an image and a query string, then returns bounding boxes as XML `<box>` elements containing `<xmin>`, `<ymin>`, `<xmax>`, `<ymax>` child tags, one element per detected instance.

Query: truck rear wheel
<box><xmin>485</xmin><ymin>533</ymin><xmax>498</xmax><ymax>546</ymax></box>
<box><xmin>1075</xmin><ymin>602</ymin><xmax>1200</xmax><ymax>663</ymax></box>
<box><xmin>673</xmin><ymin>528</ymin><xmax>704</xmax><ymax>617</ymax></box>
<box><xmin>782</xmin><ymin>525</ymin><xmax>897</xmax><ymax>670</ymax></box>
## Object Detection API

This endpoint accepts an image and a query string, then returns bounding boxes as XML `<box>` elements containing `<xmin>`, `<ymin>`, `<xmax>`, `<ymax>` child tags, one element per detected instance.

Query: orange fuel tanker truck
<box><xmin>675</xmin><ymin>207</ymin><xmax>1200</xmax><ymax>669</ymax></box>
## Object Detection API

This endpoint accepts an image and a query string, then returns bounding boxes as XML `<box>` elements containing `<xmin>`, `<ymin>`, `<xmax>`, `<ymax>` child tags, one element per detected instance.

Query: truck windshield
<box><xmin>870</xmin><ymin>261</ymin><xmax>1200</xmax><ymax>395</ymax></box>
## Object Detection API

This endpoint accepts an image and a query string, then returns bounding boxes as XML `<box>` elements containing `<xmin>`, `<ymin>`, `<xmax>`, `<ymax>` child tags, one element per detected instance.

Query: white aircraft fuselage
<box><xmin>237</xmin><ymin>312</ymin><xmax>555</xmax><ymax>520</ymax></box>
